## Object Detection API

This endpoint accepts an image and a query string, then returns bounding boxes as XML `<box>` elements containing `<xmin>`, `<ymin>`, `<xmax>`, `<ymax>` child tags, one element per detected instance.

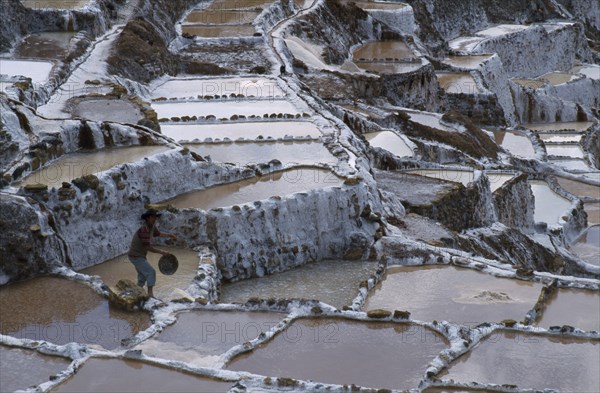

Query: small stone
<box><xmin>29</xmin><ymin>224</ymin><xmax>41</xmax><ymax>232</ymax></box>
<box><xmin>367</xmin><ymin>309</ymin><xmax>392</xmax><ymax>319</ymax></box>
<box><xmin>311</xmin><ymin>306</ymin><xmax>323</xmax><ymax>314</ymax></box>
<box><xmin>502</xmin><ymin>319</ymin><xmax>517</xmax><ymax>327</ymax></box>
<box><xmin>195</xmin><ymin>297</ymin><xmax>208</xmax><ymax>305</ymax></box>
<box><xmin>61</xmin><ymin>182</ymin><xmax>71</xmax><ymax>188</ymax></box>
<box><xmin>393</xmin><ymin>310</ymin><xmax>411</xmax><ymax>320</ymax></box>
<box><xmin>24</xmin><ymin>183</ymin><xmax>48</xmax><ymax>192</ymax></box>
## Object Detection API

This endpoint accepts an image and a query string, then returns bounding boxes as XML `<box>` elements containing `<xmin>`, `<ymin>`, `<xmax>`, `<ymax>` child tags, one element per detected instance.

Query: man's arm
<box><xmin>145</xmin><ymin>245</ymin><xmax>170</xmax><ymax>256</ymax></box>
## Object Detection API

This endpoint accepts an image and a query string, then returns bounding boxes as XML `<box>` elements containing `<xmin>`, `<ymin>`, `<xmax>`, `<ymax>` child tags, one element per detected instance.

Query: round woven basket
<box><xmin>158</xmin><ymin>254</ymin><xmax>179</xmax><ymax>275</ymax></box>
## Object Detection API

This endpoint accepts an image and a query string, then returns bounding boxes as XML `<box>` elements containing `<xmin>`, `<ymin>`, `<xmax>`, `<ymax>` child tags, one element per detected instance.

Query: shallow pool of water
<box><xmin>551</xmin><ymin>159</ymin><xmax>597</xmax><ymax>172</ymax></box>
<box><xmin>540</xmin><ymin>71</ymin><xmax>578</xmax><ymax>85</ymax></box>
<box><xmin>161</xmin><ymin>121</ymin><xmax>320</xmax><ymax>142</ymax></box>
<box><xmin>585</xmin><ymin>202</ymin><xmax>600</xmax><ymax>225</ymax></box>
<box><xmin>529</xmin><ymin>180</ymin><xmax>573</xmax><ymax>224</ymax></box>
<box><xmin>227</xmin><ymin>318</ymin><xmax>448</xmax><ymax>390</ymax></box>
<box><xmin>185</xmin><ymin>9</ymin><xmax>260</xmax><ymax>24</ymax></box>
<box><xmin>82</xmin><ymin>247</ymin><xmax>200</xmax><ymax>303</ymax></box>
<box><xmin>570</xmin><ymin>64</ymin><xmax>600</xmax><ymax>80</ymax></box>
<box><xmin>0</xmin><ymin>58</ymin><xmax>54</xmax><ymax>84</ymax></box>
<box><xmin>354</xmin><ymin>1</ymin><xmax>408</xmax><ymax>10</ymax></box>
<box><xmin>487</xmin><ymin>172</ymin><xmax>516</xmax><ymax>192</ymax></box>
<box><xmin>491</xmin><ymin>130</ymin><xmax>536</xmax><ymax>158</ymax></box>
<box><xmin>152</xmin><ymin>78</ymin><xmax>283</xmax><ymax>100</ymax></box>
<box><xmin>538</xmin><ymin>133</ymin><xmax>582</xmax><ymax>143</ymax></box>
<box><xmin>21</xmin><ymin>0</ymin><xmax>89</xmax><ymax>9</ymax></box>
<box><xmin>436</xmin><ymin>72</ymin><xmax>481</xmax><ymax>94</ymax></box>
<box><xmin>0</xmin><ymin>277</ymin><xmax>149</xmax><ymax>349</ymax></box>
<box><xmin>525</xmin><ymin>122</ymin><xmax>595</xmax><ymax>132</ymax></box>
<box><xmin>153</xmin><ymin>100</ymin><xmax>299</xmax><ymax>119</ymax></box>
<box><xmin>439</xmin><ymin>331</ymin><xmax>600</xmax><ymax>391</ymax></box>
<box><xmin>546</xmin><ymin>144</ymin><xmax>585</xmax><ymax>159</ymax></box>
<box><xmin>16</xmin><ymin>146</ymin><xmax>170</xmax><ymax>188</ymax></box>
<box><xmin>556</xmin><ymin>177</ymin><xmax>599</xmax><ymax>199</ymax></box>
<box><xmin>187</xmin><ymin>140</ymin><xmax>336</xmax><ymax>167</ymax></box>
<box><xmin>405</xmin><ymin>111</ymin><xmax>456</xmax><ymax>132</ymax></box>
<box><xmin>137</xmin><ymin>311</ymin><xmax>286</xmax><ymax>367</ymax></box>
<box><xmin>181</xmin><ymin>24</ymin><xmax>256</xmax><ymax>37</ymax></box>
<box><xmin>164</xmin><ymin>168</ymin><xmax>342</xmax><ymax>210</ymax></box>
<box><xmin>0</xmin><ymin>345</ymin><xmax>70</xmax><ymax>392</ymax></box>
<box><xmin>71</xmin><ymin>98</ymin><xmax>143</xmax><ymax>123</ymax></box>
<box><xmin>353</xmin><ymin>40</ymin><xmax>415</xmax><ymax>61</ymax></box>
<box><xmin>220</xmin><ymin>260</ymin><xmax>378</xmax><ymax>308</ymax></box>
<box><xmin>539</xmin><ymin>287</ymin><xmax>600</xmax><ymax>331</ymax></box>
<box><xmin>355</xmin><ymin>61</ymin><xmax>423</xmax><ymax>74</ymax></box>
<box><xmin>364</xmin><ymin>265</ymin><xmax>542</xmax><ymax>326</ymax></box>
<box><xmin>442</xmin><ymin>55</ymin><xmax>493</xmax><ymax>68</ymax></box>
<box><xmin>512</xmin><ymin>78</ymin><xmax>546</xmax><ymax>89</ymax></box>
<box><xmin>404</xmin><ymin>169</ymin><xmax>474</xmax><ymax>187</ymax></box>
<box><xmin>14</xmin><ymin>32</ymin><xmax>77</xmax><ymax>59</ymax></box>
<box><xmin>51</xmin><ymin>358</ymin><xmax>233</xmax><ymax>392</ymax></box>
<box><xmin>364</xmin><ymin>131</ymin><xmax>414</xmax><ymax>157</ymax></box>
<box><xmin>570</xmin><ymin>226</ymin><xmax>600</xmax><ymax>267</ymax></box>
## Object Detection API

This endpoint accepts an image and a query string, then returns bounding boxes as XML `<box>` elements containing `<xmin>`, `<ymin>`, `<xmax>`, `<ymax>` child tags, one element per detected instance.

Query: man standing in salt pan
<box><xmin>128</xmin><ymin>208</ymin><xmax>177</xmax><ymax>298</ymax></box>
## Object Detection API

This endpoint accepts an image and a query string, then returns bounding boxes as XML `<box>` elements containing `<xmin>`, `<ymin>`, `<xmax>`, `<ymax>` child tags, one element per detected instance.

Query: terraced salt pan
<box><xmin>436</xmin><ymin>72</ymin><xmax>481</xmax><ymax>94</ymax></box>
<box><xmin>538</xmin><ymin>133</ymin><xmax>582</xmax><ymax>143</ymax></box>
<box><xmin>207</xmin><ymin>0</ymin><xmax>272</xmax><ymax>9</ymax></box>
<box><xmin>152</xmin><ymin>100</ymin><xmax>300</xmax><ymax>119</ymax></box>
<box><xmin>585</xmin><ymin>202</ymin><xmax>600</xmax><ymax>225</ymax></box>
<box><xmin>556</xmin><ymin>177</ymin><xmax>600</xmax><ymax>199</ymax></box>
<box><xmin>364</xmin><ymin>265</ymin><xmax>542</xmax><ymax>325</ymax></box>
<box><xmin>152</xmin><ymin>78</ymin><xmax>284</xmax><ymax>99</ymax></box>
<box><xmin>364</xmin><ymin>131</ymin><xmax>414</xmax><ymax>157</ymax></box>
<box><xmin>405</xmin><ymin>110</ymin><xmax>456</xmax><ymax>132</ymax></box>
<box><xmin>0</xmin><ymin>59</ymin><xmax>54</xmax><ymax>84</ymax></box>
<box><xmin>187</xmin><ymin>141</ymin><xmax>337</xmax><ymax>167</ymax></box>
<box><xmin>491</xmin><ymin>130</ymin><xmax>535</xmax><ymax>158</ymax></box>
<box><xmin>404</xmin><ymin>169</ymin><xmax>474</xmax><ymax>187</ymax></box>
<box><xmin>181</xmin><ymin>24</ymin><xmax>256</xmax><ymax>37</ymax></box>
<box><xmin>423</xmin><ymin>389</ymin><xmax>498</xmax><ymax>393</ymax></box>
<box><xmin>15</xmin><ymin>146</ymin><xmax>170</xmax><ymax>188</ymax></box>
<box><xmin>20</xmin><ymin>0</ymin><xmax>89</xmax><ymax>9</ymax></box>
<box><xmin>545</xmin><ymin>144</ymin><xmax>585</xmax><ymax>159</ymax></box>
<box><xmin>0</xmin><ymin>345</ymin><xmax>70</xmax><ymax>393</ymax></box>
<box><xmin>487</xmin><ymin>172</ymin><xmax>516</xmax><ymax>192</ymax></box>
<box><xmin>569</xmin><ymin>226</ymin><xmax>600</xmax><ymax>267</ymax></box>
<box><xmin>14</xmin><ymin>32</ymin><xmax>77</xmax><ymax>59</ymax></box>
<box><xmin>184</xmin><ymin>9</ymin><xmax>261</xmax><ymax>24</ymax></box>
<box><xmin>529</xmin><ymin>180</ymin><xmax>572</xmax><ymax>224</ymax></box>
<box><xmin>524</xmin><ymin>121</ymin><xmax>595</xmax><ymax>132</ymax></box>
<box><xmin>137</xmin><ymin>311</ymin><xmax>286</xmax><ymax>367</ymax></box>
<box><xmin>354</xmin><ymin>1</ymin><xmax>409</xmax><ymax>10</ymax></box>
<box><xmin>475</xmin><ymin>24</ymin><xmax>529</xmax><ymax>37</ymax></box>
<box><xmin>51</xmin><ymin>358</ymin><xmax>232</xmax><ymax>392</ymax></box>
<box><xmin>539</xmin><ymin>71</ymin><xmax>578</xmax><ymax>85</ymax></box>
<box><xmin>353</xmin><ymin>40</ymin><xmax>415</xmax><ymax>61</ymax></box>
<box><xmin>570</xmin><ymin>64</ymin><xmax>600</xmax><ymax>80</ymax></box>
<box><xmin>442</xmin><ymin>55</ymin><xmax>493</xmax><ymax>68</ymax></box>
<box><xmin>164</xmin><ymin>168</ymin><xmax>343</xmax><ymax>210</ymax></box>
<box><xmin>161</xmin><ymin>121</ymin><xmax>321</xmax><ymax>142</ymax></box>
<box><xmin>227</xmin><ymin>318</ymin><xmax>448</xmax><ymax>390</ymax></box>
<box><xmin>71</xmin><ymin>98</ymin><xmax>143</xmax><ymax>123</ymax></box>
<box><xmin>440</xmin><ymin>331</ymin><xmax>600</xmax><ymax>392</ymax></box>
<box><xmin>550</xmin><ymin>159</ymin><xmax>596</xmax><ymax>172</ymax></box>
<box><xmin>448</xmin><ymin>36</ymin><xmax>485</xmax><ymax>52</ymax></box>
<box><xmin>356</xmin><ymin>62</ymin><xmax>423</xmax><ymax>74</ymax></box>
<box><xmin>220</xmin><ymin>260</ymin><xmax>378</xmax><ymax>308</ymax></box>
<box><xmin>82</xmin><ymin>247</ymin><xmax>200</xmax><ymax>303</ymax></box>
<box><xmin>512</xmin><ymin>78</ymin><xmax>545</xmax><ymax>89</ymax></box>
<box><xmin>0</xmin><ymin>277</ymin><xmax>149</xmax><ymax>350</ymax></box>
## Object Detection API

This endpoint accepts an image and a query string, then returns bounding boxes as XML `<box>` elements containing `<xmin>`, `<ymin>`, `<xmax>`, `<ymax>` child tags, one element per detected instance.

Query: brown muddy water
<box><xmin>15</xmin><ymin>145</ymin><xmax>170</xmax><ymax>188</ymax></box>
<box><xmin>355</xmin><ymin>62</ymin><xmax>424</xmax><ymax>74</ymax></box>
<box><xmin>556</xmin><ymin>177</ymin><xmax>599</xmax><ymax>199</ymax></box>
<box><xmin>0</xmin><ymin>345</ymin><xmax>70</xmax><ymax>392</ymax></box>
<box><xmin>539</xmin><ymin>71</ymin><xmax>578</xmax><ymax>85</ymax></box>
<box><xmin>439</xmin><ymin>331</ymin><xmax>600</xmax><ymax>392</ymax></box>
<box><xmin>536</xmin><ymin>287</ymin><xmax>600</xmax><ymax>331</ymax></box>
<box><xmin>423</xmin><ymin>388</ymin><xmax>500</xmax><ymax>393</ymax></box>
<box><xmin>364</xmin><ymin>131</ymin><xmax>414</xmax><ymax>157</ymax></box>
<box><xmin>364</xmin><ymin>265</ymin><xmax>543</xmax><ymax>325</ymax></box>
<box><xmin>0</xmin><ymin>277</ymin><xmax>149</xmax><ymax>349</ymax></box>
<box><xmin>512</xmin><ymin>78</ymin><xmax>546</xmax><ymax>89</ymax></box>
<box><xmin>442</xmin><ymin>55</ymin><xmax>493</xmax><ymax>68</ymax></box>
<box><xmin>181</xmin><ymin>24</ymin><xmax>256</xmax><ymax>38</ymax></box>
<box><xmin>14</xmin><ymin>32</ymin><xmax>77</xmax><ymax>59</ymax></box>
<box><xmin>20</xmin><ymin>0</ymin><xmax>89</xmax><ymax>9</ymax></box>
<box><xmin>491</xmin><ymin>130</ymin><xmax>536</xmax><ymax>158</ymax></box>
<box><xmin>227</xmin><ymin>318</ymin><xmax>448</xmax><ymax>390</ymax></box>
<box><xmin>220</xmin><ymin>260</ymin><xmax>379</xmax><ymax>309</ymax></box>
<box><xmin>185</xmin><ymin>9</ymin><xmax>261</xmax><ymax>24</ymax></box>
<box><xmin>51</xmin><ymin>358</ymin><xmax>233</xmax><ymax>392</ymax></box>
<box><xmin>436</xmin><ymin>72</ymin><xmax>481</xmax><ymax>94</ymax></box>
<box><xmin>207</xmin><ymin>0</ymin><xmax>272</xmax><ymax>10</ymax></box>
<box><xmin>70</xmin><ymin>98</ymin><xmax>143</xmax><ymax>124</ymax></box>
<box><xmin>353</xmin><ymin>40</ymin><xmax>415</xmax><ymax>61</ymax></box>
<box><xmin>82</xmin><ymin>247</ymin><xmax>200</xmax><ymax>303</ymax></box>
<box><xmin>137</xmin><ymin>311</ymin><xmax>286</xmax><ymax>367</ymax></box>
<box><xmin>164</xmin><ymin>168</ymin><xmax>343</xmax><ymax>210</ymax></box>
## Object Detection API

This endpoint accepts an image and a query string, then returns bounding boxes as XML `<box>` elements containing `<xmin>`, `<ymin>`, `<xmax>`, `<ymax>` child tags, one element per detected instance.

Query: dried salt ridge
<box><xmin>2</xmin><ymin>0</ymin><xmax>600</xmax><ymax>391</ymax></box>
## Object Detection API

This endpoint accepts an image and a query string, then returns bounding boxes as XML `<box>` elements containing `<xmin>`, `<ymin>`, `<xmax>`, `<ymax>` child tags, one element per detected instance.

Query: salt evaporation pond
<box><xmin>161</xmin><ymin>121</ymin><xmax>321</xmax><ymax>141</ymax></box>
<box><xmin>364</xmin><ymin>265</ymin><xmax>543</xmax><ymax>325</ymax></box>
<box><xmin>138</xmin><ymin>311</ymin><xmax>286</xmax><ymax>367</ymax></box>
<box><xmin>545</xmin><ymin>144</ymin><xmax>585</xmax><ymax>159</ymax></box>
<box><xmin>440</xmin><ymin>331</ymin><xmax>600</xmax><ymax>392</ymax></box>
<box><xmin>152</xmin><ymin>77</ymin><xmax>284</xmax><ymax>99</ymax></box>
<box><xmin>525</xmin><ymin>121</ymin><xmax>595</xmax><ymax>132</ymax></box>
<box><xmin>556</xmin><ymin>177</ymin><xmax>599</xmax><ymax>198</ymax></box>
<box><xmin>442</xmin><ymin>55</ymin><xmax>493</xmax><ymax>68</ymax></box>
<box><xmin>16</xmin><ymin>145</ymin><xmax>170</xmax><ymax>188</ymax></box>
<box><xmin>353</xmin><ymin>40</ymin><xmax>415</xmax><ymax>60</ymax></box>
<box><xmin>423</xmin><ymin>389</ymin><xmax>498</xmax><ymax>393</ymax></box>
<box><xmin>0</xmin><ymin>277</ymin><xmax>150</xmax><ymax>350</ymax></box>
<box><xmin>70</xmin><ymin>98</ymin><xmax>143</xmax><ymax>123</ymax></box>
<box><xmin>405</xmin><ymin>111</ymin><xmax>456</xmax><ymax>131</ymax></box>
<box><xmin>356</xmin><ymin>62</ymin><xmax>424</xmax><ymax>74</ymax></box>
<box><xmin>0</xmin><ymin>58</ymin><xmax>54</xmax><ymax>84</ymax></box>
<box><xmin>476</xmin><ymin>24</ymin><xmax>529</xmax><ymax>37</ymax></box>
<box><xmin>536</xmin><ymin>287</ymin><xmax>600</xmax><ymax>331</ymax></box>
<box><xmin>570</xmin><ymin>226</ymin><xmax>600</xmax><ymax>267</ymax></box>
<box><xmin>184</xmin><ymin>9</ymin><xmax>261</xmax><ymax>24</ymax></box>
<box><xmin>538</xmin><ymin>133</ymin><xmax>583</xmax><ymax>143</ymax></box>
<box><xmin>164</xmin><ymin>168</ymin><xmax>343</xmax><ymax>210</ymax></box>
<box><xmin>0</xmin><ymin>345</ymin><xmax>70</xmax><ymax>393</ymax></box>
<box><xmin>220</xmin><ymin>260</ymin><xmax>378</xmax><ymax>308</ymax></box>
<box><xmin>551</xmin><ymin>159</ymin><xmax>597</xmax><ymax>172</ymax></box>
<box><xmin>14</xmin><ymin>32</ymin><xmax>76</xmax><ymax>59</ymax></box>
<box><xmin>539</xmin><ymin>71</ymin><xmax>578</xmax><ymax>85</ymax></box>
<box><xmin>354</xmin><ymin>1</ymin><xmax>409</xmax><ymax>10</ymax></box>
<box><xmin>181</xmin><ymin>24</ymin><xmax>256</xmax><ymax>37</ymax></box>
<box><xmin>153</xmin><ymin>100</ymin><xmax>300</xmax><ymax>119</ymax></box>
<box><xmin>585</xmin><ymin>202</ymin><xmax>600</xmax><ymax>225</ymax></box>
<box><xmin>570</xmin><ymin>64</ymin><xmax>600</xmax><ymax>79</ymax></box>
<box><xmin>364</xmin><ymin>131</ymin><xmax>414</xmax><ymax>157</ymax></box>
<box><xmin>227</xmin><ymin>318</ymin><xmax>448</xmax><ymax>390</ymax></box>
<box><xmin>436</xmin><ymin>72</ymin><xmax>481</xmax><ymax>94</ymax></box>
<box><xmin>20</xmin><ymin>0</ymin><xmax>89</xmax><ymax>9</ymax></box>
<box><xmin>491</xmin><ymin>130</ymin><xmax>536</xmax><ymax>158</ymax></box>
<box><xmin>187</xmin><ymin>141</ymin><xmax>337</xmax><ymax>167</ymax></box>
<box><xmin>512</xmin><ymin>78</ymin><xmax>546</xmax><ymax>89</ymax></box>
<box><xmin>487</xmin><ymin>172</ymin><xmax>516</xmax><ymax>192</ymax></box>
<box><xmin>208</xmin><ymin>0</ymin><xmax>271</xmax><ymax>9</ymax></box>
<box><xmin>51</xmin><ymin>358</ymin><xmax>233</xmax><ymax>392</ymax></box>
<box><xmin>529</xmin><ymin>180</ymin><xmax>572</xmax><ymax>224</ymax></box>
<box><xmin>82</xmin><ymin>247</ymin><xmax>200</xmax><ymax>303</ymax></box>
<box><xmin>448</xmin><ymin>36</ymin><xmax>485</xmax><ymax>52</ymax></box>
<box><xmin>404</xmin><ymin>169</ymin><xmax>475</xmax><ymax>187</ymax></box>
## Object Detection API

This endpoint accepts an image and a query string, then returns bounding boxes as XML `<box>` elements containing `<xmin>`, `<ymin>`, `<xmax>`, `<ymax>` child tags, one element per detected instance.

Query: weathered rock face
<box><xmin>582</xmin><ymin>124</ymin><xmax>600</xmax><ymax>170</ymax></box>
<box><xmin>492</xmin><ymin>173</ymin><xmax>535</xmax><ymax>231</ymax></box>
<box><xmin>0</xmin><ymin>194</ymin><xmax>67</xmax><ymax>285</ymax></box>
<box><xmin>555</xmin><ymin>0</ymin><xmax>600</xmax><ymax>47</ymax></box>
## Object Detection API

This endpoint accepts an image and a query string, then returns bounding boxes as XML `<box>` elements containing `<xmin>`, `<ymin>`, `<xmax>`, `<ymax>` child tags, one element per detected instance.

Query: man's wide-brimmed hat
<box><xmin>141</xmin><ymin>208</ymin><xmax>162</xmax><ymax>220</ymax></box>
